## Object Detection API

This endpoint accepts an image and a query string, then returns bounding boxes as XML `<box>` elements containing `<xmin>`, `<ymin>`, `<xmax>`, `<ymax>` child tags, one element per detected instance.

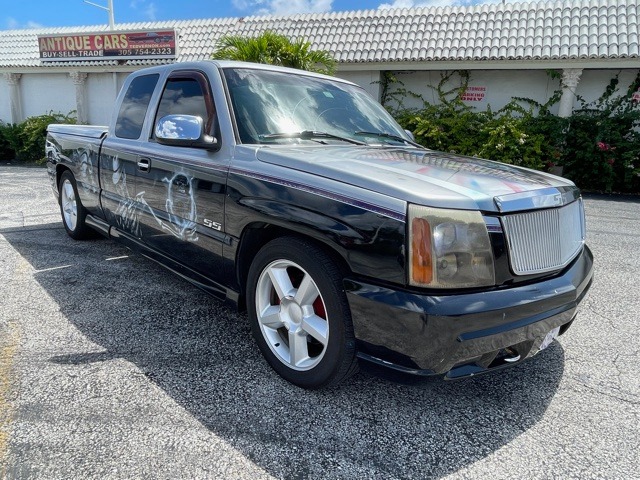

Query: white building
<box><xmin>0</xmin><ymin>0</ymin><xmax>638</xmax><ymax>126</ymax></box>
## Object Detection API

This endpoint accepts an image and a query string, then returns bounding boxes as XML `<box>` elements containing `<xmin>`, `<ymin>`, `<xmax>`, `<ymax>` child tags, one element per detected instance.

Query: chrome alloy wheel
<box><xmin>61</xmin><ymin>178</ymin><xmax>78</xmax><ymax>231</ymax></box>
<box><xmin>255</xmin><ymin>259</ymin><xmax>329</xmax><ymax>371</ymax></box>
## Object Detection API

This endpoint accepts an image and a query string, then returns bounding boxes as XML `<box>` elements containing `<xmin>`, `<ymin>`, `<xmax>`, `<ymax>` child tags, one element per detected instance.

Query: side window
<box><xmin>115</xmin><ymin>74</ymin><xmax>159</xmax><ymax>139</ymax></box>
<box><xmin>154</xmin><ymin>75</ymin><xmax>214</xmax><ymax>138</ymax></box>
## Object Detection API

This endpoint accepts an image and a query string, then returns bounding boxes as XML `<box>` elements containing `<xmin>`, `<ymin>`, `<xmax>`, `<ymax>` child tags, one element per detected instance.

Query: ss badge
<box><xmin>203</xmin><ymin>218</ymin><xmax>222</xmax><ymax>231</ymax></box>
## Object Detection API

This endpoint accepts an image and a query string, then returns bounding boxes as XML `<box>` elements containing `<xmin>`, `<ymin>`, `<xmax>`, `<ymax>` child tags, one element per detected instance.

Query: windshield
<box><xmin>223</xmin><ymin>68</ymin><xmax>410</xmax><ymax>146</ymax></box>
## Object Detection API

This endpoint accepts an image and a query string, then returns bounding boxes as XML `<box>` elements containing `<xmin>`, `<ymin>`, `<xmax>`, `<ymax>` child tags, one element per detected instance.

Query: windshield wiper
<box><xmin>259</xmin><ymin>130</ymin><xmax>366</xmax><ymax>146</ymax></box>
<box><xmin>354</xmin><ymin>131</ymin><xmax>423</xmax><ymax>148</ymax></box>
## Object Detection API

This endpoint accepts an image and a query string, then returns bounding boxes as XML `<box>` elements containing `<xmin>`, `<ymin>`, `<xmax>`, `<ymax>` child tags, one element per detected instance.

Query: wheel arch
<box><xmin>55</xmin><ymin>164</ymin><xmax>72</xmax><ymax>191</ymax></box>
<box><xmin>234</xmin><ymin>222</ymin><xmax>352</xmax><ymax>312</ymax></box>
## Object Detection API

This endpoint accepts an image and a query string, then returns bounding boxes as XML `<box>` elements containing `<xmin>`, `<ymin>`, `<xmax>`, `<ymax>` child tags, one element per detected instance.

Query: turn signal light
<box><xmin>411</xmin><ymin>217</ymin><xmax>433</xmax><ymax>284</ymax></box>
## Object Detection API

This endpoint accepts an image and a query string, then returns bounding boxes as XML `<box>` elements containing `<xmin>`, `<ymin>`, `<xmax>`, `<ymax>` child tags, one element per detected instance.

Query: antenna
<box><xmin>84</xmin><ymin>0</ymin><xmax>115</xmax><ymax>30</ymax></box>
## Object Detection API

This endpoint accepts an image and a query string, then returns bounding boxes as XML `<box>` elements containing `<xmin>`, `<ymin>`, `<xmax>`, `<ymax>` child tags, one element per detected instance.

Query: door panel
<box><xmin>135</xmin><ymin>145</ymin><xmax>229</xmax><ymax>279</ymax></box>
<box><xmin>134</xmin><ymin>69</ymin><xmax>229</xmax><ymax>282</ymax></box>
<box><xmin>99</xmin><ymin>139</ymin><xmax>141</xmax><ymax>238</ymax></box>
<box><xmin>99</xmin><ymin>72</ymin><xmax>160</xmax><ymax>239</ymax></box>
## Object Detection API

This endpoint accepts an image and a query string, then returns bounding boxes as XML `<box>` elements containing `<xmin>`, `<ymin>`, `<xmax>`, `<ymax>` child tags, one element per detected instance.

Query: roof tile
<box><xmin>0</xmin><ymin>0</ymin><xmax>637</xmax><ymax>68</ymax></box>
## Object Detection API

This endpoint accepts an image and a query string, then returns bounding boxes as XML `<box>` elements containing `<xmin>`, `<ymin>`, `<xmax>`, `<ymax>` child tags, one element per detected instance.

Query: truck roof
<box><xmin>130</xmin><ymin>59</ymin><xmax>358</xmax><ymax>87</ymax></box>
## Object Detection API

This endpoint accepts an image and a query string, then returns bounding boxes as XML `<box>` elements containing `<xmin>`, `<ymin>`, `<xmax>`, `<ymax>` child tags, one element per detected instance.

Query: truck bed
<box><xmin>47</xmin><ymin>124</ymin><xmax>108</xmax><ymax>139</ymax></box>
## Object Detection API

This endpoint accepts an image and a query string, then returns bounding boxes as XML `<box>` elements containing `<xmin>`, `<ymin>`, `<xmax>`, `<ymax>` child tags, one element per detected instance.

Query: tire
<box><xmin>58</xmin><ymin>170</ymin><xmax>92</xmax><ymax>240</ymax></box>
<box><xmin>247</xmin><ymin>237</ymin><xmax>358</xmax><ymax>389</ymax></box>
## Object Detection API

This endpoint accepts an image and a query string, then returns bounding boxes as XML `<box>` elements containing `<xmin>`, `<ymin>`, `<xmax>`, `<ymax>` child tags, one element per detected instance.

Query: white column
<box><xmin>70</xmin><ymin>72</ymin><xmax>88</xmax><ymax>124</ymax></box>
<box><xmin>112</xmin><ymin>72</ymin><xmax>119</xmax><ymax>99</ymax></box>
<box><xmin>558</xmin><ymin>68</ymin><xmax>583</xmax><ymax>118</ymax></box>
<box><xmin>3</xmin><ymin>73</ymin><xmax>23</xmax><ymax>123</ymax></box>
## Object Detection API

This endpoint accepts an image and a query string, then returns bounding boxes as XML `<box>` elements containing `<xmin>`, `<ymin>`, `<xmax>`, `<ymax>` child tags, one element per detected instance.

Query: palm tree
<box><xmin>211</xmin><ymin>31</ymin><xmax>336</xmax><ymax>76</ymax></box>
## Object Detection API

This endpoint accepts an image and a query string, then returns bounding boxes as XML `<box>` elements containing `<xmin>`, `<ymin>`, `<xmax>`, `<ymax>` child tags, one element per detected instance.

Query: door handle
<box><xmin>137</xmin><ymin>158</ymin><xmax>150</xmax><ymax>172</ymax></box>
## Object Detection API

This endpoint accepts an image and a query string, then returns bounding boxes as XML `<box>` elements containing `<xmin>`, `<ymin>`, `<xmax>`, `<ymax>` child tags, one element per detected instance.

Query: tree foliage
<box><xmin>211</xmin><ymin>31</ymin><xmax>336</xmax><ymax>75</ymax></box>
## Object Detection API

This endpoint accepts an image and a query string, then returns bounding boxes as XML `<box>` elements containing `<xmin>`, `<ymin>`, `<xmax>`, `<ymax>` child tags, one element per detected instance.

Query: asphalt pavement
<box><xmin>0</xmin><ymin>165</ymin><xmax>638</xmax><ymax>479</ymax></box>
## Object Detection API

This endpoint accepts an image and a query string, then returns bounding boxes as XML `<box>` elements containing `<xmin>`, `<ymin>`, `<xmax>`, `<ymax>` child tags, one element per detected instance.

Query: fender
<box><xmin>225</xmin><ymin>174</ymin><xmax>407</xmax><ymax>289</ymax></box>
<box><xmin>47</xmin><ymin>126</ymin><xmax>107</xmax><ymax>216</ymax></box>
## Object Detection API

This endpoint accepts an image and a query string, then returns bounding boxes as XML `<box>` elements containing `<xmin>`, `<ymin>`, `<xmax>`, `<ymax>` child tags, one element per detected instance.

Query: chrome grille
<box><xmin>502</xmin><ymin>199</ymin><xmax>585</xmax><ymax>275</ymax></box>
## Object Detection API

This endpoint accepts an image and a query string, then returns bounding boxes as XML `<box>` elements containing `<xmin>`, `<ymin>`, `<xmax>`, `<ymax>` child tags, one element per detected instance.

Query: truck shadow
<box><xmin>3</xmin><ymin>224</ymin><xmax>565</xmax><ymax>479</ymax></box>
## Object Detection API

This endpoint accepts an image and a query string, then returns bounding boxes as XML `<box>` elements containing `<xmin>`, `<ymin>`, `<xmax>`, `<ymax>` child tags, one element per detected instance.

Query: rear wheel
<box><xmin>59</xmin><ymin>171</ymin><xmax>92</xmax><ymax>240</ymax></box>
<box><xmin>247</xmin><ymin>237</ymin><xmax>358</xmax><ymax>389</ymax></box>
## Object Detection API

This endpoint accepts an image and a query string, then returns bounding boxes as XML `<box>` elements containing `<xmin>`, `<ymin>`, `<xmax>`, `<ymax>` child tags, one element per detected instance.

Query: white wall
<box><xmin>386</xmin><ymin>69</ymin><xmax>561</xmax><ymax>113</ymax></box>
<box><xmin>0</xmin><ymin>71</ymin><xmax>129</xmax><ymax>125</ymax></box>
<box><xmin>1</xmin><ymin>67</ymin><xmax>637</xmax><ymax>126</ymax></box>
<box><xmin>21</xmin><ymin>73</ymin><xmax>75</xmax><ymax>119</ymax></box>
<box><xmin>0</xmin><ymin>77</ymin><xmax>10</xmax><ymax>123</ymax></box>
<box><xmin>384</xmin><ymin>68</ymin><xmax>639</xmax><ymax>114</ymax></box>
<box><xmin>575</xmin><ymin>69</ymin><xmax>640</xmax><ymax>108</ymax></box>
<box><xmin>336</xmin><ymin>70</ymin><xmax>382</xmax><ymax>99</ymax></box>
<box><xmin>87</xmin><ymin>73</ymin><xmax>119</xmax><ymax>126</ymax></box>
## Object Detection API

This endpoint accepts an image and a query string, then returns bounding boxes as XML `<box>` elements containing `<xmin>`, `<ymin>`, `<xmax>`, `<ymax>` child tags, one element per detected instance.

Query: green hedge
<box><xmin>0</xmin><ymin>111</ymin><xmax>76</xmax><ymax>164</ymax></box>
<box><xmin>386</xmin><ymin>71</ymin><xmax>640</xmax><ymax>193</ymax></box>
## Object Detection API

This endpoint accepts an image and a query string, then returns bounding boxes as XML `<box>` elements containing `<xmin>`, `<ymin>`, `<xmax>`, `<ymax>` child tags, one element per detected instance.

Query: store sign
<box><xmin>38</xmin><ymin>30</ymin><xmax>177</xmax><ymax>61</ymax></box>
<box><xmin>461</xmin><ymin>86</ymin><xmax>486</xmax><ymax>102</ymax></box>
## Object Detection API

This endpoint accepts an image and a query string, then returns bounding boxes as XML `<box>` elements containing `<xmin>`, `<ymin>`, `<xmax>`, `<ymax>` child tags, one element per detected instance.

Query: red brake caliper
<box><xmin>313</xmin><ymin>296</ymin><xmax>326</xmax><ymax>319</ymax></box>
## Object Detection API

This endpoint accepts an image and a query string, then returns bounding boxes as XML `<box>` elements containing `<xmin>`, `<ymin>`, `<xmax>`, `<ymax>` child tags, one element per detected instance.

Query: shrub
<box><xmin>3</xmin><ymin>111</ymin><xmax>76</xmax><ymax>164</ymax></box>
<box><xmin>392</xmin><ymin>71</ymin><xmax>488</xmax><ymax>155</ymax></box>
<box><xmin>561</xmin><ymin>74</ymin><xmax>640</xmax><ymax>192</ymax></box>
<box><xmin>477</xmin><ymin>116</ymin><xmax>547</xmax><ymax>170</ymax></box>
<box><xmin>391</xmin><ymin>72</ymin><xmax>550</xmax><ymax>170</ymax></box>
<box><xmin>385</xmin><ymin>70</ymin><xmax>640</xmax><ymax>193</ymax></box>
<box><xmin>0</xmin><ymin>122</ymin><xmax>18</xmax><ymax>160</ymax></box>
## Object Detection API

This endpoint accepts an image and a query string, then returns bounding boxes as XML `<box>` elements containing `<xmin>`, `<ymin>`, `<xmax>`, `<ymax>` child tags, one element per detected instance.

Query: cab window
<box><xmin>153</xmin><ymin>72</ymin><xmax>215</xmax><ymax>138</ymax></box>
<box><xmin>115</xmin><ymin>74</ymin><xmax>159</xmax><ymax>139</ymax></box>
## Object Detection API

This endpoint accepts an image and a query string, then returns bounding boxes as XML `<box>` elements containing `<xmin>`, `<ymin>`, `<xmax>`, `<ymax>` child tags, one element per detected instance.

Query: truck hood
<box><xmin>254</xmin><ymin>145</ymin><xmax>577</xmax><ymax>212</ymax></box>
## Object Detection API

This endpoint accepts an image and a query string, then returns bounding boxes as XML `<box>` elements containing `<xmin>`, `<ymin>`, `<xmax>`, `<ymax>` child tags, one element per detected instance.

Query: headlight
<box><xmin>409</xmin><ymin>204</ymin><xmax>495</xmax><ymax>288</ymax></box>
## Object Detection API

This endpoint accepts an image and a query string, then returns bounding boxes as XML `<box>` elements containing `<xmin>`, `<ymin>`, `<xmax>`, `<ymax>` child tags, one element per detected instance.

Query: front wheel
<box><xmin>247</xmin><ymin>237</ymin><xmax>358</xmax><ymax>389</ymax></box>
<box><xmin>59</xmin><ymin>171</ymin><xmax>92</xmax><ymax>240</ymax></box>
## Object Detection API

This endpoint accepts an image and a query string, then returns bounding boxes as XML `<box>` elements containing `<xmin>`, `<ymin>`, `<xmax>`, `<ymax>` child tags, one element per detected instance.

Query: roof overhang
<box><xmin>2</xmin><ymin>57</ymin><xmax>637</xmax><ymax>76</ymax></box>
<box><xmin>337</xmin><ymin>58</ymin><xmax>640</xmax><ymax>72</ymax></box>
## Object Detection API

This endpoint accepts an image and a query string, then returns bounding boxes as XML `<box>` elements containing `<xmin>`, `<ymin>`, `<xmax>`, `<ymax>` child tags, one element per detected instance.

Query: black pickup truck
<box><xmin>46</xmin><ymin>61</ymin><xmax>593</xmax><ymax>389</ymax></box>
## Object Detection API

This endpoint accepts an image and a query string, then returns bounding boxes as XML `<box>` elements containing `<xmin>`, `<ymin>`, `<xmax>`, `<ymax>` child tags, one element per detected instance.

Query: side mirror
<box><xmin>155</xmin><ymin>115</ymin><xmax>218</xmax><ymax>150</ymax></box>
<box><xmin>404</xmin><ymin>129</ymin><xmax>416</xmax><ymax>142</ymax></box>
